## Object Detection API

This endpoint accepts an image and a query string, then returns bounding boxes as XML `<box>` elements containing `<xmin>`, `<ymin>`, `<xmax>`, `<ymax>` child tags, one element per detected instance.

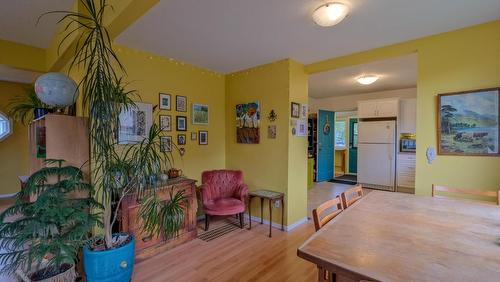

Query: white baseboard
<box><xmin>197</xmin><ymin>213</ymin><xmax>309</xmax><ymax>232</ymax></box>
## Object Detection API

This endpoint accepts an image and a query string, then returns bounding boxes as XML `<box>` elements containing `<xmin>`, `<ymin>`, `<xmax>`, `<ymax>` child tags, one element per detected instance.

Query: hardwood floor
<box><xmin>133</xmin><ymin>182</ymin><xmax>358</xmax><ymax>282</ymax></box>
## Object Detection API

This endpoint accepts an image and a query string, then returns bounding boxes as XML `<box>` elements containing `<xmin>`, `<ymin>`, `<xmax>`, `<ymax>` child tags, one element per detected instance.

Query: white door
<box><xmin>358</xmin><ymin>121</ymin><xmax>395</xmax><ymax>144</ymax></box>
<box><xmin>358</xmin><ymin>143</ymin><xmax>395</xmax><ymax>187</ymax></box>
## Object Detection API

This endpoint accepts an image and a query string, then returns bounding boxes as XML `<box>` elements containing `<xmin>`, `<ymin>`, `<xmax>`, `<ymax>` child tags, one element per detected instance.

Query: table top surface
<box><xmin>249</xmin><ymin>189</ymin><xmax>284</xmax><ymax>199</ymax></box>
<box><xmin>297</xmin><ymin>190</ymin><xmax>500</xmax><ymax>282</ymax></box>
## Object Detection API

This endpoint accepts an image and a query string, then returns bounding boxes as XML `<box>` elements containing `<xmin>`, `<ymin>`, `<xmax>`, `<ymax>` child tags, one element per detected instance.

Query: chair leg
<box><xmin>239</xmin><ymin>212</ymin><xmax>244</xmax><ymax>228</ymax></box>
<box><xmin>205</xmin><ymin>214</ymin><xmax>210</xmax><ymax>231</ymax></box>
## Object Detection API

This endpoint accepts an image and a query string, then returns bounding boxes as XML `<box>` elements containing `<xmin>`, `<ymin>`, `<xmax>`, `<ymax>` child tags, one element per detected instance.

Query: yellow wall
<box><xmin>226</xmin><ymin>59</ymin><xmax>308</xmax><ymax>226</ymax></box>
<box><xmin>306</xmin><ymin>20</ymin><xmax>500</xmax><ymax>196</ymax></box>
<box><xmin>114</xmin><ymin>46</ymin><xmax>227</xmax><ymax>183</ymax></box>
<box><xmin>0</xmin><ymin>81</ymin><xmax>30</xmax><ymax>194</ymax></box>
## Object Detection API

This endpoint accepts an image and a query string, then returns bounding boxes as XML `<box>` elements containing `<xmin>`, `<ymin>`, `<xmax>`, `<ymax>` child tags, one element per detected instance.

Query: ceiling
<box><xmin>309</xmin><ymin>54</ymin><xmax>417</xmax><ymax>98</ymax></box>
<box><xmin>0</xmin><ymin>65</ymin><xmax>41</xmax><ymax>84</ymax></box>
<box><xmin>116</xmin><ymin>0</ymin><xmax>500</xmax><ymax>73</ymax></box>
<box><xmin>0</xmin><ymin>0</ymin><xmax>74</xmax><ymax>48</ymax></box>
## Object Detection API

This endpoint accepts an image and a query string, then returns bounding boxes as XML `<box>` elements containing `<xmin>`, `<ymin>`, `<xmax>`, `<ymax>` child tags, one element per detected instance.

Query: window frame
<box><xmin>0</xmin><ymin>111</ymin><xmax>12</xmax><ymax>141</ymax></box>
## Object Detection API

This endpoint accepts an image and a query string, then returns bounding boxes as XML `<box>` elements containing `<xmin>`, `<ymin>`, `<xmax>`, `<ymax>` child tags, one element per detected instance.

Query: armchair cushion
<box><xmin>201</xmin><ymin>170</ymin><xmax>248</xmax><ymax>216</ymax></box>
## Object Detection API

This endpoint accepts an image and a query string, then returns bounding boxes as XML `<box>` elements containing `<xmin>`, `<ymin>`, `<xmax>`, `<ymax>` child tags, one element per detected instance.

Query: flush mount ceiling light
<box><xmin>357</xmin><ymin>75</ymin><xmax>379</xmax><ymax>85</ymax></box>
<box><xmin>313</xmin><ymin>2</ymin><xmax>350</xmax><ymax>27</ymax></box>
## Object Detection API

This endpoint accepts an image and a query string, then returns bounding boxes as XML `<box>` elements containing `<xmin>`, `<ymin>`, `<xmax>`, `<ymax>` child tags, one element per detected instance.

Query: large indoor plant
<box><xmin>6</xmin><ymin>86</ymin><xmax>52</xmax><ymax>124</ymax></box>
<box><xmin>50</xmin><ymin>1</ymin><xmax>186</xmax><ymax>281</ymax></box>
<box><xmin>0</xmin><ymin>160</ymin><xmax>101</xmax><ymax>281</ymax></box>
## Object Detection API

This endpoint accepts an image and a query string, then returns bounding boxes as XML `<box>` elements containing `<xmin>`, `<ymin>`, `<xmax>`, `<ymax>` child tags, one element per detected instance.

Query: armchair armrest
<box><xmin>200</xmin><ymin>183</ymin><xmax>215</xmax><ymax>206</ymax></box>
<box><xmin>234</xmin><ymin>184</ymin><xmax>249</xmax><ymax>203</ymax></box>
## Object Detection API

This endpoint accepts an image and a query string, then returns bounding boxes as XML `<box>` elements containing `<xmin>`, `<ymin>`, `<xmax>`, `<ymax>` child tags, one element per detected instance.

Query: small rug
<box><xmin>197</xmin><ymin>217</ymin><xmax>248</xmax><ymax>242</ymax></box>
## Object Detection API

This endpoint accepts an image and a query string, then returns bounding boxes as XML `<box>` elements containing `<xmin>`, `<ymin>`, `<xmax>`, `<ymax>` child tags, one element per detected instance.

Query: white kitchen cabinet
<box><xmin>358</xmin><ymin>99</ymin><xmax>399</xmax><ymax>118</ymax></box>
<box><xmin>399</xmin><ymin>98</ymin><xmax>417</xmax><ymax>134</ymax></box>
<box><xmin>397</xmin><ymin>153</ymin><xmax>416</xmax><ymax>189</ymax></box>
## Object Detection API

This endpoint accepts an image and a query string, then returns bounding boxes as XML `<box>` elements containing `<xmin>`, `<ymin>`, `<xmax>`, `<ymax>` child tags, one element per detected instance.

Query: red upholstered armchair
<box><xmin>200</xmin><ymin>170</ymin><xmax>249</xmax><ymax>231</ymax></box>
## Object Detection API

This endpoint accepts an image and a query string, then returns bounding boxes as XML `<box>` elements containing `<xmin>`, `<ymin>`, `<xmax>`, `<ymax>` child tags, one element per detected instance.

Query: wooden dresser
<box><xmin>120</xmin><ymin>177</ymin><xmax>198</xmax><ymax>261</ymax></box>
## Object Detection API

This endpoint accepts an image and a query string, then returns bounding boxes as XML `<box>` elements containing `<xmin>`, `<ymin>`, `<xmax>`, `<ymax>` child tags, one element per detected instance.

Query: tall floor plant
<box><xmin>49</xmin><ymin>0</ymin><xmax>184</xmax><ymax>251</ymax></box>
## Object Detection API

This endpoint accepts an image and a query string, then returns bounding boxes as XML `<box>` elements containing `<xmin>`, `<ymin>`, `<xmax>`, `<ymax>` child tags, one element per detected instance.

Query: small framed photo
<box><xmin>159</xmin><ymin>93</ymin><xmax>171</xmax><ymax>110</ymax></box>
<box><xmin>191</xmin><ymin>132</ymin><xmax>197</xmax><ymax>140</ymax></box>
<box><xmin>177</xmin><ymin>134</ymin><xmax>186</xmax><ymax>145</ymax></box>
<box><xmin>300</xmin><ymin>104</ymin><xmax>308</xmax><ymax>119</ymax></box>
<box><xmin>192</xmin><ymin>103</ymin><xmax>209</xmax><ymax>125</ymax></box>
<box><xmin>176</xmin><ymin>95</ymin><xmax>187</xmax><ymax>112</ymax></box>
<box><xmin>160</xmin><ymin>136</ymin><xmax>172</xmax><ymax>152</ymax></box>
<box><xmin>291</xmin><ymin>102</ymin><xmax>300</xmax><ymax>118</ymax></box>
<box><xmin>176</xmin><ymin>116</ymin><xmax>187</xmax><ymax>131</ymax></box>
<box><xmin>159</xmin><ymin>115</ymin><xmax>171</xmax><ymax>131</ymax></box>
<box><xmin>199</xmin><ymin>131</ymin><xmax>208</xmax><ymax>145</ymax></box>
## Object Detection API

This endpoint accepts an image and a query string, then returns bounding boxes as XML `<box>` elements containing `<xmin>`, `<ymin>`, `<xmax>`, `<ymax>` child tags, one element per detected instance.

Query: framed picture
<box><xmin>296</xmin><ymin>120</ymin><xmax>307</xmax><ymax>137</ymax></box>
<box><xmin>192</xmin><ymin>103</ymin><xmax>209</xmax><ymax>125</ymax></box>
<box><xmin>176</xmin><ymin>116</ymin><xmax>187</xmax><ymax>131</ymax></box>
<box><xmin>159</xmin><ymin>115</ymin><xmax>171</xmax><ymax>131</ymax></box>
<box><xmin>160</xmin><ymin>136</ymin><xmax>172</xmax><ymax>152</ymax></box>
<box><xmin>177</xmin><ymin>134</ymin><xmax>186</xmax><ymax>145</ymax></box>
<box><xmin>199</xmin><ymin>130</ymin><xmax>208</xmax><ymax>145</ymax></box>
<box><xmin>236</xmin><ymin>101</ymin><xmax>260</xmax><ymax>144</ymax></box>
<box><xmin>176</xmin><ymin>95</ymin><xmax>187</xmax><ymax>112</ymax></box>
<box><xmin>291</xmin><ymin>102</ymin><xmax>300</xmax><ymax>118</ymax></box>
<box><xmin>438</xmin><ymin>87</ymin><xmax>499</xmax><ymax>156</ymax></box>
<box><xmin>159</xmin><ymin>93</ymin><xmax>171</xmax><ymax>110</ymax></box>
<box><xmin>268</xmin><ymin>125</ymin><xmax>276</xmax><ymax>139</ymax></box>
<box><xmin>300</xmin><ymin>104</ymin><xmax>308</xmax><ymax>119</ymax></box>
<box><xmin>118</xmin><ymin>102</ymin><xmax>152</xmax><ymax>144</ymax></box>
<box><xmin>191</xmin><ymin>132</ymin><xmax>197</xmax><ymax>140</ymax></box>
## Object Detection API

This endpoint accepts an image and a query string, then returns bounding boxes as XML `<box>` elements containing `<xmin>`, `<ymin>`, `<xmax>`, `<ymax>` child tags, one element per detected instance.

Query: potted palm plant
<box><xmin>0</xmin><ymin>160</ymin><xmax>101</xmax><ymax>281</ymax></box>
<box><xmin>7</xmin><ymin>86</ymin><xmax>53</xmax><ymax>124</ymax></box>
<box><xmin>47</xmin><ymin>1</ymin><xmax>186</xmax><ymax>281</ymax></box>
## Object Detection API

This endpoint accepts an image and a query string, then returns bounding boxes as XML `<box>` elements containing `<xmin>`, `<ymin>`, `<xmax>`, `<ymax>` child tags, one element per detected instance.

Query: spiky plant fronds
<box><xmin>0</xmin><ymin>160</ymin><xmax>102</xmax><ymax>276</ymax></box>
<box><xmin>6</xmin><ymin>86</ymin><xmax>50</xmax><ymax>124</ymax></box>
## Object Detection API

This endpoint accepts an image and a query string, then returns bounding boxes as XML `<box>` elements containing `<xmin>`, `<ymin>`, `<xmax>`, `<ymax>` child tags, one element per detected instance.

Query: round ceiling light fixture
<box><xmin>312</xmin><ymin>2</ymin><xmax>350</xmax><ymax>27</ymax></box>
<box><xmin>357</xmin><ymin>75</ymin><xmax>379</xmax><ymax>85</ymax></box>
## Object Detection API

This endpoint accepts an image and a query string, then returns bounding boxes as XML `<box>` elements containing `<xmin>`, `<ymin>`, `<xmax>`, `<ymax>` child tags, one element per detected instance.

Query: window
<box><xmin>0</xmin><ymin>112</ymin><xmax>12</xmax><ymax>141</ymax></box>
<box><xmin>334</xmin><ymin>120</ymin><xmax>346</xmax><ymax>148</ymax></box>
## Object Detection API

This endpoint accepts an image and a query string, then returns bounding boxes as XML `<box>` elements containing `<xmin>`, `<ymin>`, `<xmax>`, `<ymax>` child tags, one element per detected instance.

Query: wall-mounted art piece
<box><xmin>267</xmin><ymin>109</ymin><xmax>278</xmax><ymax>122</ymax></box>
<box><xmin>176</xmin><ymin>116</ymin><xmax>187</xmax><ymax>131</ymax></box>
<box><xmin>291</xmin><ymin>102</ymin><xmax>300</xmax><ymax>118</ymax></box>
<box><xmin>199</xmin><ymin>130</ymin><xmax>208</xmax><ymax>145</ymax></box>
<box><xmin>192</xmin><ymin>103</ymin><xmax>209</xmax><ymax>125</ymax></box>
<box><xmin>118</xmin><ymin>102</ymin><xmax>152</xmax><ymax>144</ymax></box>
<box><xmin>159</xmin><ymin>93</ymin><xmax>171</xmax><ymax>110</ymax></box>
<box><xmin>191</xmin><ymin>132</ymin><xmax>197</xmax><ymax>140</ymax></box>
<box><xmin>176</xmin><ymin>95</ymin><xmax>187</xmax><ymax>112</ymax></box>
<box><xmin>160</xmin><ymin>136</ymin><xmax>172</xmax><ymax>152</ymax></box>
<box><xmin>177</xmin><ymin>134</ymin><xmax>186</xmax><ymax>145</ymax></box>
<box><xmin>438</xmin><ymin>87</ymin><xmax>499</xmax><ymax>156</ymax></box>
<box><xmin>296</xmin><ymin>119</ymin><xmax>307</xmax><ymax>137</ymax></box>
<box><xmin>159</xmin><ymin>115</ymin><xmax>171</xmax><ymax>132</ymax></box>
<box><xmin>268</xmin><ymin>125</ymin><xmax>276</xmax><ymax>139</ymax></box>
<box><xmin>236</xmin><ymin>101</ymin><xmax>260</xmax><ymax>144</ymax></box>
<box><xmin>300</xmin><ymin>104</ymin><xmax>308</xmax><ymax>119</ymax></box>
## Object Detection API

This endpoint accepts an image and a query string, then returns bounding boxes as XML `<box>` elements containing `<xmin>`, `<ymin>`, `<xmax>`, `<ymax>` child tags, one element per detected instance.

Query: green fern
<box><xmin>0</xmin><ymin>160</ymin><xmax>102</xmax><ymax>276</ymax></box>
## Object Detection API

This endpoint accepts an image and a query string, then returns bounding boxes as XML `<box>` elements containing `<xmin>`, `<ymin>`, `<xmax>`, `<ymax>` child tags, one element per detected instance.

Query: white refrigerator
<box><xmin>357</xmin><ymin>120</ymin><xmax>396</xmax><ymax>191</ymax></box>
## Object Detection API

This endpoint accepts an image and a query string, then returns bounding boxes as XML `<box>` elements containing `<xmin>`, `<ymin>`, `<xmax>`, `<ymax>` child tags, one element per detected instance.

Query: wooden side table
<box><xmin>248</xmin><ymin>189</ymin><xmax>285</xmax><ymax>237</ymax></box>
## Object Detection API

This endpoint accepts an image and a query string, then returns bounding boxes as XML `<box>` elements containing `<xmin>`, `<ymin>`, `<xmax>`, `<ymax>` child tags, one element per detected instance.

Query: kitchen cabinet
<box><xmin>399</xmin><ymin>98</ymin><xmax>417</xmax><ymax>134</ymax></box>
<box><xmin>397</xmin><ymin>153</ymin><xmax>416</xmax><ymax>191</ymax></box>
<box><xmin>358</xmin><ymin>99</ymin><xmax>399</xmax><ymax>118</ymax></box>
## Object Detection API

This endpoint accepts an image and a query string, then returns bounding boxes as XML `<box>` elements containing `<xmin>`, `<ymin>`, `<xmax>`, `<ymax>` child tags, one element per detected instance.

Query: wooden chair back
<box><xmin>432</xmin><ymin>185</ymin><xmax>500</xmax><ymax>205</ymax></box>
<box><xmin>340</xmin><ymin>185</ymin><xmax>364</xmax><ymax>209</ymax></box>
<box><xmin>312</xmin><ymin>196</ymin><xmax>343</xmax><ymax>231</ymax></box>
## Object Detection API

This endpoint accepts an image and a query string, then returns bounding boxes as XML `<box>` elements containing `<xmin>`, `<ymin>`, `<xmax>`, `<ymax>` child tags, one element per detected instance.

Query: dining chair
<box><xmin>340</xmin><ymin>185</ymin><xmax>364</xmax><ymax>209</ymax></box>
<box><xmin>312</xmin><ymin>196</ymin><xmax>344</xmax><ymax>282</ymax></box>
<box><xmin>432</xmin><ymin>184</ymin><xmax>500</xmax><ymax>205</ymax></box>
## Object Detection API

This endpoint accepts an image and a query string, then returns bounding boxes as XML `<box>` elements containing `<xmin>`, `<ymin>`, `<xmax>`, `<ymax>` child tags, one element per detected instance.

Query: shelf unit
<box><xmin>308</xmin><ymin>115</ymin><xmax>317</xmax><ymax>182</ymax></box>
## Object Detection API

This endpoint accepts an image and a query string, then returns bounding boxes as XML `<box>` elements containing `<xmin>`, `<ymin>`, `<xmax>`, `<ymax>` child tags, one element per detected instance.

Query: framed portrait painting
<box><xmin>177</xmin><ymin>134</ymin><xmax>186</xmax><ymax>145</ymax></box>
<box><xmin>159</xmin><ymin>93</ymin><xmax>171</xmax><ymax>110</ymax></box>
<box><xmin>438</xmin><ymin>87</ymin><xmax>499</xmax><ymax>156</ymax></box>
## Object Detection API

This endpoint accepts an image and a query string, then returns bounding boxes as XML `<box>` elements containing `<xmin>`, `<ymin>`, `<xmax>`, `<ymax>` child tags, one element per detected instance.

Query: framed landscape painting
<box><xmin>438</xmin><ymin>88</ymin><xmax>499</xmax><ymax>156</ymax></box>
<box><xmin>192</xmin><ymin>103</ymin><xmax>209</xmax><ymax>125</ymax></box>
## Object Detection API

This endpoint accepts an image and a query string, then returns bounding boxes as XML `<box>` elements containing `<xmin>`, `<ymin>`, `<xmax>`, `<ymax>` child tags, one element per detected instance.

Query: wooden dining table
<box><xmin>297</xmin><ymin>190</ymin><xmax>500</xmax><ymax>282</ymax></box>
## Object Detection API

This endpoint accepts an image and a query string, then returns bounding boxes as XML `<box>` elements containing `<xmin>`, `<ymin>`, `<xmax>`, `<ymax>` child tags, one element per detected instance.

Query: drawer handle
<box><xmin>142</xmin><ymin>235</ymin><xmax>153</xmax><ymax>242</ymax></box>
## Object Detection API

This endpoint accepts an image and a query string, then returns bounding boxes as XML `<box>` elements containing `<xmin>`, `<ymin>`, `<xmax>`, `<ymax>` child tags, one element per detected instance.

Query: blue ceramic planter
<box><xmin>83</xmin><ymin>234</ymin><xmax>135</xmax><ymax>282</ymax></box>
<box><xmin>33</xmin><ymin>108</ymin><xmax>52</xmax><ymax>119</ymax></box>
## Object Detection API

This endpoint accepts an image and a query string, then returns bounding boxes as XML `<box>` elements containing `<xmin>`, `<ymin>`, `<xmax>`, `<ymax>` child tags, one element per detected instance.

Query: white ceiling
<box><xmin>309</xmin><ymin>54</ymin><xmax>417</xmax><ymax>98</ymax></box>
<box><xmin>0</xmin><ymin>0</ymin><xmax>74</xmax><ymax>48</ymax></box>
<box><xmin>116</xmin><ymin>0</ymin><xmax>500</xmax><ymax>73</ymax></box>
<box><xmin>0</xmin><ymin>65</ymin><xmax>41</xmax><ymax>84</ymax></box>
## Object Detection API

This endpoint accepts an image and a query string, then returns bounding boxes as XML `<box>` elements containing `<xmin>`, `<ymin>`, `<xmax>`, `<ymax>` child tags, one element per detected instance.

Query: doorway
<box><xmin>332</xmin><ymin>111</ymin><xmax>358</xmax><ymax>185</ymax></box>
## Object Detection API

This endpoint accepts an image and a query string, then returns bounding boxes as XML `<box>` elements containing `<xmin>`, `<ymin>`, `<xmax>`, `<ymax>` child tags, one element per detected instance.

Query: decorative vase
<box><xmin>83</xmin><ymin>233</ymin><xmax>135</xmax><ymax>282</ymax></box>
